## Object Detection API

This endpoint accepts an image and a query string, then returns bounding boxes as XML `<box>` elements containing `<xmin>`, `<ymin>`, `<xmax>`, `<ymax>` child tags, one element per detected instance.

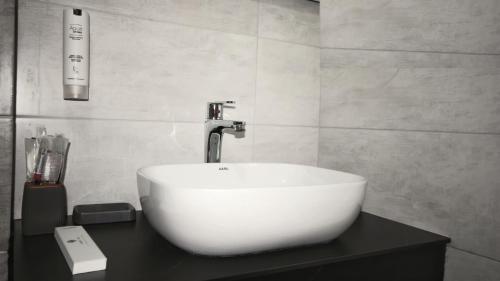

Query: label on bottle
<box><xmin>63</xmin><ymin>9</ymin><xmax>89</xmax><ymax>86</ymax></box>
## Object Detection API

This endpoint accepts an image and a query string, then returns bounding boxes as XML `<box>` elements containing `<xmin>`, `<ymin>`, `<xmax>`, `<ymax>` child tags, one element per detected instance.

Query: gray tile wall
<box><xmin>320</xmin><ymin>0</ymin><xmax>500</xmax><ymax>279</ymax></box>
<box><xmin>0</xmin><ymin>121</ymin><xmax>12</xmax><ymax>281</ymax></box>
<box><xmin>0</xmin><ymin>121</ymin><xmax>12</xmax><ymax>251</ymax></box>
<box><xmin>0</xmin><ymin>0</ymin><xmax>15</xmax><ymax>115</ymax></box>
<box><xmin>0</xmin><ymin>0</ymin><xmax>15</xmax><ymax>279</ymax></box>
<box><xmin>321</xmin><ymin>0</ymin><xmax>500</xmax><ymax>54</ymax></box>
<box><xmin>0</xmin><ymin>253</ymin><xmax>6</xmax><ymax>281</ymax></box>
<box><xmin>259</xmin><ymin>0</ymin><xmax>319</xmax><ymax>47</ymax></box>
<box><xmin>15</xmin><ymin>0</ymin><xmax>320</xmax><ymax>219</ymax></box>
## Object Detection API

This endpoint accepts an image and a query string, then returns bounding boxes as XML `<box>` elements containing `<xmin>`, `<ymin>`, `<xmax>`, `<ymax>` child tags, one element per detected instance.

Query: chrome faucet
<box><xmin>204</xmin><ymin>101</ymin><xmax>246</xmax><ymax>163</ymax></box>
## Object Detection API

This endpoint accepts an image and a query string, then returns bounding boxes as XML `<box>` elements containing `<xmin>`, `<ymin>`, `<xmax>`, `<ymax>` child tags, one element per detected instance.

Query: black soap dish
<box><xmin>72</xmin><ymin>203</ymin><xmax>136</xmax><ymax>225</ymax></box>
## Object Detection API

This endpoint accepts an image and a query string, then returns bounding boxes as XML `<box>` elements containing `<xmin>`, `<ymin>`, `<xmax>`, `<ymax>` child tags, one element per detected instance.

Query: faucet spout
<box><xmin>204</xmin><ymin>120</ymin><xmax>245</xmax><ymax>163</ymax></box>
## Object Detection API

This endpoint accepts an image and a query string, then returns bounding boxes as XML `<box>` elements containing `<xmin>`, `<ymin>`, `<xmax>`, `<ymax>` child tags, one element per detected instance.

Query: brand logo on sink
<box><xmin>218</xmin><ymin>167</ymin><xmax>229</xmax><ymax>171</ymax></box>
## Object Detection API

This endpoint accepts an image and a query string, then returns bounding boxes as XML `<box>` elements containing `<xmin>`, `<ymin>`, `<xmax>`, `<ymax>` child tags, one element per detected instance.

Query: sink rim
<box><xmin>137</xmin><ymin>162</ymin><xmax>367</xmax><ymax>190</ymax></box>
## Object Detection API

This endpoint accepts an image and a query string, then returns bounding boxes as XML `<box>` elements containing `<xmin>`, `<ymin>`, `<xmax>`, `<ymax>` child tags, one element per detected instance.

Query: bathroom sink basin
<box><xmin>137</xmin><ymin>163</ymin><xmax>367</xmax><ymax>256</ymax></box>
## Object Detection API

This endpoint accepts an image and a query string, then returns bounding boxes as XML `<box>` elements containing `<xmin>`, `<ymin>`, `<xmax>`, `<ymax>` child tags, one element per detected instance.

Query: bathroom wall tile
<box><xmin>321</xmin><ymin>0</ymin><xmax>500</xmax><ymax>54</ymax></box>
<box><xmin>0</xmin><ymin>5</ymin><xmax>13</xmax><ymax>277</ymax></box>
<box><xmin>255</xmin><ymin>39</ymin><xmax>320</xmax><ymax>126</ymax></box>
<box><xmin>17</xmin><ymin>0</ymin><xmax>257</xmax><ymax>122</ymax></box>
<box><xmin>0</xmin><ymin>0</ymin><xmax>15</xmax><ymax>115</ymax></box>
<box><xmin>0</xmin><ymin>252</ymin><xmax>7</xmax><ymax>281</ymax></box>
<box><xmin>318</xmin><ymin>128</ymin><xmax>500</xmax><ymax>260</ymax></box>
<box><xmin>40</xmin><ymin>0</ymin><xmax>259</xmax><ymax>36</ymax></box>
<box><xmin>14</xmin><ymin>118</ymin><xmax>205</xmax><ymax>219</ymax></box>
<box><xmin>259</xmin><ymin>0</ymin><xmax>319</xmax><ymax>46</ymax></box>
<box><xmin>16</xmin><ymin>0</ymin><xmax>41</xmax><ymax>115</ymax></box>
<box><xmin>320</xmin><ymin>49</ymin><xmax>500</xmax><ymax>133</ymax></box>
<box><xmin>0</xmin><ymin>0</ymin><xmax>15</xmax><ymax>15</ymax></box>
<box><xmin>445</xmin><ymin>247</ymin><xmax>500</xmax><ymax>281</ymax></box>
<box><xmin>253</xmin><ymin>125</ymin><xmax>318</xmax><ymax>165</ymax></box>
<box><xmin>0</xmin><ymin>119</ymin><xmax>12</xmax><ymax>251</ymax></box>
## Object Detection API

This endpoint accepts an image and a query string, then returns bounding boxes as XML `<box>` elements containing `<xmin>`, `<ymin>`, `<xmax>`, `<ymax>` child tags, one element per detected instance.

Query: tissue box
<box><xmin>54</xmin><ymin>226</ymin><xmax>107</xmax><ymax>274</ymax></box>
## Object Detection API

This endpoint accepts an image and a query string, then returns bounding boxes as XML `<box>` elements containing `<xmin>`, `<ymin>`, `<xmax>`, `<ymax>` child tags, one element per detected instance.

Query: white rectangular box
<box><xmin>54</xmin><ymin>226</ymin><xmax>107</xmax><ymax>274</ymax></box>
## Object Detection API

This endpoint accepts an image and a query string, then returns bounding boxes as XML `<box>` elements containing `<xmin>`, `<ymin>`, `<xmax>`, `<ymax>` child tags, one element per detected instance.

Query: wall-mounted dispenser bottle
<box><xmin>63</xmin><ymin>8</ymin><xmax>90</xmax><ymax>101</ymax></box>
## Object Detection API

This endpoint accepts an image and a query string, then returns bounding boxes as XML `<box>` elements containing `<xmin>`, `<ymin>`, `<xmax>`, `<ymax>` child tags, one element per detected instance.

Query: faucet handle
<box><xmin>207</xmin><ymin>101</ymin><xmax>236</xmax><ymax>120</ymax></box>
<box><xmin>216</xmin><ymin>101</ymin><xmax>236</xmax><ymax>105</ymax></box>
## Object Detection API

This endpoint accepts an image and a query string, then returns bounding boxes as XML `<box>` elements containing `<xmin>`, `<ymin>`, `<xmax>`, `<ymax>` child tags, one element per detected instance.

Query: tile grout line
<box><xmin>251</xmin><ymin>1</ymin><xmax>261</xmax><ymax>162</ymax></box>
<box><xmin>319</xmin><ymin>126</ymin><xmax>500</xmax><ymax>136</ymax></box>
<box><xmin>315</xmin><ymin>126</ymin><xmax>321</xmax><ymax>167</ymax></box>
<box><xmin>247</xmin><ymin>123</ymin><xmax>320</xmax><ymax>128</ymax></box>
<box><xmin>16</xmin><ymin>116</ymin><xmax>500</xmax><ymax>135</ymax></box>
<box><xmin>449</xmin><ymin>246</ymin><xmax>500</xmax><ymax>264</ymax></box>
<box><xmin>9</xmin><ymin>0</ymin><xmax>19</xmax><ymax>275</ymax></box>
<box><xmin>316</xmin><ymin>43</ymin><xmax>323</xmax><ymax>167</ymax></box>
<box><xmin>17</xmin><ymin>114</ymin><xmax>204</xmax><ymax>123</ymax></box>
<box><xmin>16</xmin><ymin>115</ymin><xmax>323</xmax><ymax>128</ymax></box>
<box><xmin>259</xmin><ymin>36</ymin><xmax>320</xmax><ymax>49</ymax></box>
<box><xmin>320</xmin><ymin>46</ymin><xmax>500</xmax><ymax>57</ymax></box>
<box><xmin>36</xmin><ymin>1</ymin><xmax>42</xmax><ymax>114</ymax></box>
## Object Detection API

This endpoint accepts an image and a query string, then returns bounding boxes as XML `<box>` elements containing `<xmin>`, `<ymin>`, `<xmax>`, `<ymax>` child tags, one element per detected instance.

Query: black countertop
<box><xmin>13</xmin><ymin>212</ymin><xmax>450</xmax><ymax>281</ymax></box>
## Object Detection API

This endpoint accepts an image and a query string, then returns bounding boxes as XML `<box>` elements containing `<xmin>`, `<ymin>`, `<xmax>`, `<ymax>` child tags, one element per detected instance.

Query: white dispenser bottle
<box><xmin>63</xmin><ymin>8</ymin><xmax>90</xmax><ymax>100</ymax></box>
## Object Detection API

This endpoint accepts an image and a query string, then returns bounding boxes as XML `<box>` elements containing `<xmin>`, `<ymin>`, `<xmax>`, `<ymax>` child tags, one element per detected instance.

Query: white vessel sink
<box><xmin>137</xmin><ymin>163</ymin><xmax>367</xmax><ymax>256</ymax></box>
